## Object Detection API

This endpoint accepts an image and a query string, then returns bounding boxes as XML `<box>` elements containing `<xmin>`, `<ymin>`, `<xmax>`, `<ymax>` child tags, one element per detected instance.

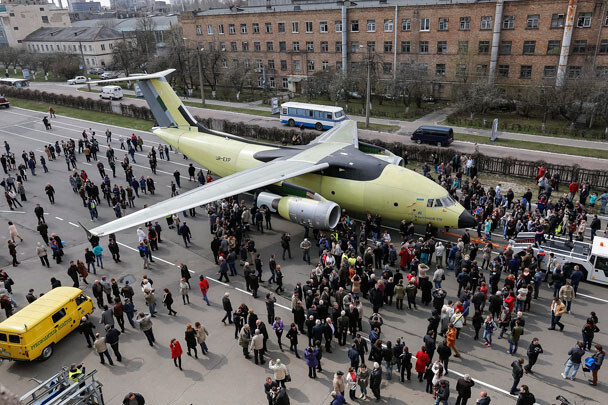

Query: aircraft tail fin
<box><xmin>88</xmin><ymin>69</ymin><xmax>198</xmax><ymax>129</ymax></box>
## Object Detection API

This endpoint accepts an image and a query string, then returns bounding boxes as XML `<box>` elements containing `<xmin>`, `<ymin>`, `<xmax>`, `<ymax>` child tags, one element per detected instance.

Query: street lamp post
<box><xmin>197</xmin><ymin>47</ymin><xmax>205</xmax><ymax>106</ymax></box>
<box><xmin>361</xmin><ymin>44</ymin><xmax>371</xmax><ymax>128</ymax></box>
<box><xmin>78</xmin><ymin>41</ymin><xmax>91</xmax><ymax>91</ymax></box>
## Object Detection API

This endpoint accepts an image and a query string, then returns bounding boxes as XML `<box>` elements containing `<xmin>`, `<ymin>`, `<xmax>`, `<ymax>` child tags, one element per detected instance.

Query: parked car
<box><xmin>100</xmin><ymin>72</ymin><xmax>118</xmax><ymax>79</ymax></box>
<box><xmin>411</xmin><ymin>125</ymin><xmax>454</xmax><ymax>147</ymax></box>
<box><xmin>67</xmin><ymin>76</ymin><xmax>87</xmax><ymax>85</ymax></box>
<box><xmin>0</xmin><ymin>96</ymin><xmax>9</xmax><ymax>108</ymax></box>
<box><xmin>99</xmin><ymin>85</ymin><xmax>123</xmax><ymax>100</ymax></box>
<box><xmin>88</xmin><ymin>67</ymin><xmax>104</xmax><ymax>75</ymax></box>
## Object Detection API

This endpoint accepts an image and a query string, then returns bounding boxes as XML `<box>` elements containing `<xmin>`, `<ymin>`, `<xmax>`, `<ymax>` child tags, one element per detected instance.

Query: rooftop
<box><xmin>72</xmin><ymin>15</ymin><xmax>178</xmax><ymax>31</ymax></box>
<box><xmin>23</xmin><ymin>26</ymin><xmax>124</xmax><ymax>42</ymax></box>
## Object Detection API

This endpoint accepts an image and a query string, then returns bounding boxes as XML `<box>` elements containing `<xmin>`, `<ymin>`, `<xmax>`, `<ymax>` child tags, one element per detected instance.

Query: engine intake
<box><xmin>257</xmin><ymin>192</ymin><xmax>340</xmax><ymax>230</ymax></box>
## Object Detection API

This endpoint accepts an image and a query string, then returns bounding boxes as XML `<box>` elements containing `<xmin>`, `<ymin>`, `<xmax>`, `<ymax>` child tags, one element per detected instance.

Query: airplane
<box><xmin>85</xmin><ymin>69</ymin><xmax>476</xmax><ymax>238</ymax></box>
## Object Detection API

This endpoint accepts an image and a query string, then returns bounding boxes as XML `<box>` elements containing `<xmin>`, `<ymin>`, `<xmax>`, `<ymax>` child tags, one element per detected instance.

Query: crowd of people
<box><xmin>1</xmin><ymin>123</ymin><xmax>607</xmax><ymax>405</ymax></box>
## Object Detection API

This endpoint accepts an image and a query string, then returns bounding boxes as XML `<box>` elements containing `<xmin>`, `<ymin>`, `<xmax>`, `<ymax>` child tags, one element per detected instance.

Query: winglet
<box><xmin>79</xmin><ymin>222</ymin><xmax>100</xmax><ymax>245</ymax></box>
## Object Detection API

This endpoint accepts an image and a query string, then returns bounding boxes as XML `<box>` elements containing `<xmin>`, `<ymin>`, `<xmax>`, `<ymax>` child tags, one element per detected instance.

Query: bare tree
<box><xmin>223</xmin><ymin>59</ymin><xmax>251</xmax><ymax>100</ymax></box>
<box><xmin>135</xmin><ymin>16</ymin><xmax>157</xmax><ymax>64</ymax></box>
<box><xmin>51</xmin><ymin>53</ymin><xmax>81</xmax><ymax>80</ymax></box>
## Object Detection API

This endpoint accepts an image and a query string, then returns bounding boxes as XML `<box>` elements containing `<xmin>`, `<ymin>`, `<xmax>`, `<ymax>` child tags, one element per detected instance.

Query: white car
<box><xmin>100</xmin><ymin>72</ymin><xmax>118</xmax><ymax>80</ymax></box>
<box><xmin>67</xmin><ymin>76</ymin><xmax>87</xmax><ymax>85</ymax></box>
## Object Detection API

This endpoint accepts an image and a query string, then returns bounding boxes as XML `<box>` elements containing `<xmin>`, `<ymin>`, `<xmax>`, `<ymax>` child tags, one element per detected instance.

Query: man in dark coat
<box><xmin>78</xmin><ymin>316</ymin><xmax>96</xmax><ymax>347</ymax></box>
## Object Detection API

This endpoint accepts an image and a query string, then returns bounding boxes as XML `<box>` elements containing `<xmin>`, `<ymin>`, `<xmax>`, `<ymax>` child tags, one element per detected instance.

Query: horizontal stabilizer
<box><xmin>87</xmin><ymin>69</ymin><xmax>176</xmax><ymax>85</ymax></box>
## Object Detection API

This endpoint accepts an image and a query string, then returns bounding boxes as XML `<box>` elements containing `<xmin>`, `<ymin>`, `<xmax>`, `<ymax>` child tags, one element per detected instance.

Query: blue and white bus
<box><xmin>280</xmin><ymin>102</ymin><xmax>346</xmax><ymax>131</ymax></box>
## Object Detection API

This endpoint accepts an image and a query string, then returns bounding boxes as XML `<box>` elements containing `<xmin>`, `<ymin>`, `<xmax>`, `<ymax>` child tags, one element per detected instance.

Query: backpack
<box><xmin>583</xmin><ymin>356</ymin><xmax>596</xmax><ymax>372</ymax></box>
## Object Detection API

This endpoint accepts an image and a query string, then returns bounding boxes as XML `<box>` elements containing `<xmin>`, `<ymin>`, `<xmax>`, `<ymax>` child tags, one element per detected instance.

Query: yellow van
<box><xmin>0</xmin><ymin>287</ymin><xmax>94</xmax><ymax>361</ymax></box>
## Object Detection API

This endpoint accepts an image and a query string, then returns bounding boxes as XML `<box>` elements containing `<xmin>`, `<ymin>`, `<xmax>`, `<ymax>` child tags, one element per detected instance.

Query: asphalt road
<box><xmin>26</xmin><ymin>82</ymin><xmax>608</xmax><ymax>170</ymax></box>
<box><xmin>0</xmin><ymin>108</ymin><xmax>606</xmax><ymax>405</ymax></box>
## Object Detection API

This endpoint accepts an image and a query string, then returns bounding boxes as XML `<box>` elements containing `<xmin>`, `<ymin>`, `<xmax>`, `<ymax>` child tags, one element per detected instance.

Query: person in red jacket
<box><xmin>170</xmin><ymin>338</ymin><xmax>183</xmax><ymax>370</ymax></box>
<box><xmin>398</xmin><ymin>246</ymin><xmax>409</xmax><ymax>269</ymax></box>
<box><xmin>569</xmin><ymin>181</ymin><xmax>579</xmax><ymax>201</ymax></box>
<box><xmin>199</xmin><ymin>275</ymin><xmax>210</xmax><ymax>306</ymax></box>
<box><xmin>415</xmin><ymin>346</ymin><xmax>430</xmax><ymax>382</ymax></box>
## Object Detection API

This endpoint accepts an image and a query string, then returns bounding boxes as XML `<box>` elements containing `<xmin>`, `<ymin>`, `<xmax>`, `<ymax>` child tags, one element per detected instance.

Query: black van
<box><xmin>411</xmin><ymin>126</ymin><xmax>454</xmax><ymax>147</ymax></box>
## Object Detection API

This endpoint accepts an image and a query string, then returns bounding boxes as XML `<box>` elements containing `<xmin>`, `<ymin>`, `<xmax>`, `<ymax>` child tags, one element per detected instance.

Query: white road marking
<box><xmin>235</xmin><ymin>287</ymin><xmax>252</xmax><ymax>296</ymax></box>
<box><xmin>68</xmin><ymin>222</ymin><xmax>80</xmax><ymax>227</ymax></box>
<box><xmin>577</xmin><ymin>293</ymin><xmax>608</xmax><ymax>303</ymax></box>
<box><xmin>0</xmin><ymin>210</ymin><xmax>24</xmax><ymax>213</ymax></box>
<box><xmin>55</xmin><ymin>217</ymin><xmax>64</xmax><ymax>220</ymax></box>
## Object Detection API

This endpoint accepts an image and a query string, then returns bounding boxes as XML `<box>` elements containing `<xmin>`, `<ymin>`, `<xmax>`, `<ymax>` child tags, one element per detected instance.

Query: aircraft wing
<box><xmin>311</xmin><ymin>120</ymin><xmax>358</xmax><ymax>148</ymax></box>
<box><xmin>85</xmin><ymin>159</ymin><xmax>329</xmax><ymax>237</ymax></box>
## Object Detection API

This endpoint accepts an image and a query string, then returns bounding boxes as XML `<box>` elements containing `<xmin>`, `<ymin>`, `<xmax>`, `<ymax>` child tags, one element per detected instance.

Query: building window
<box><xmin>218</xmin><ymin>24</ymin><xmax>225</xmax><ymax>34</ymax></box>
<box><xmin>438</xmin><ymin>17</ymin><xmax>448</xmax><ymax>31</ymax></box>
<box><xmin>384</xmin><ymin>41</ymin><xmax>393</xmax><ymax>53</ymax></box>
<box><xmin>264</xmin><ymin>23</ymin><xmax>271</xmax><ymax>33</ymax></box>
<box><xmin>498</xmin><ymin>64</ymin><xmax>509</xmax><ymax>77</ymax></box>
<box><xmin>306</xmin><ymin>41</ymin><xmax>314</xmax><ymax>52</ymax></box>
<box><xmin>476</xmin><ymin>64</ymin><xmax>488</xmax><ymax>76</ymax></box>
<box><xmin>384</xmin><ymin>19</ymin><xmax>393</xmax><ymax>32</ymax></box>
<box><xmin>547</xmin><ymin>40</ymin><xmax>560</xmax><ymax>54</ymax></box>
<box><xmin>436</xmin><ymin>63</ymin><xmax>446</xmax><ymax>76</ymax></box>
<box><xmin>89</xmin><ymin>45</ymin><xmax>93</xmax><ymax>51</ymax></box>
<box><xmin>458</xmin><ymin>41</ymin><xmax>468</xmax><ymax>55</ymax></box>
<box><xmin>244</xmin><ymin>60</ymin><xmax>250</xmax><ymax>68</ymax></box>
<box><xmin>209</xmin><ymin>42</ymin><xmax>216</xmax><ymax>51</ymax></box>
<box><xmin>279</xmin><ymin>41</ymin><xmax>286</xmax><ymax>52</ymax></box>
<box><xmin>401</xmin><ymin>41</ymin><xmax>410</xmax><ymax>53</ymax></box>
<box><xmin>543</xmin><ymin>66</ymin><xmax>557</xmax><ymax>78</ymax></box>
<box><xmin>367</xmin><ymin>20</ymin><xmax>376</xmax><ymax>32</ymax></box>
<box><xmin>596</xmin><ymin>66</ymin><xmax>608</xmax><ymax>78</ymax></box>
<box><xmin>503</xmin><ymin>15</ymin><xmax>515</xmax><ymax>29</ymax></box>
<box><xmin>281</xmin><ymin>60</ymin><xmax>287</xmax><ymax>70</ymax></box>
<box><xmin>320</xmin><ymin>21</ymin><xmax>328</xmax><ymax>33</ymax></box>
<box><xmin>457</xmin><ymin>64</ymin><xmax>467</xmax><ymax>76</ymax></box>
<box><xmin>420</xmin><ymin>18</ymin><xmax>430</xmax><ymax>31</ymax></box>
<box><xmin>222</xmin><ymin>59</ymin><xmax>228</xmax><ymax>68</ymax></box>
<box><xmin>480</xmin><ymin>16</ymin><xmax>492</xmax><ymax>30</ymax></box>
<box><xmin>459</xmin><ymin>16</ymin><xmax>470</xmax><ymax>30</ymax></box>
<box><xmin>401</xmin><ymin>18</ymin><xmax>411</xmax><ymax>31</ymax></box>
<box><xmin>499</xmin><ymin>40</ymin><xmax>511</xmax><ymax>54</ymax></box>
<box><xmin>367</xmin><ymin>41</ymin><xmax>375</xmax><ymax>52</ymax></box>
<box><xmin>256</xmin><ymin>59</ymin><xmax>263</xmax><ymax>70</ymax></box>
<box><xmin>101</xmin><ymin>44</ymin><xmax>105</xmax><ymax>51</ymax></box>
<box><xmin>322</xmin><ymin>60</ymin><xmax>329</xmax><ymax>71</ymax></box>
<box><xmin>523</xmin><ymin>40</ymin><xmax>536</xmax><ymax>55</ymax></box>
<box><xmin>41</xmin><ymin>16</ymin><xmax>49</xmax><ymax>23</ymax></box>
<box><xmin>351</xmin><ymin>20</ymin><xmax>359</xmax><ymax>32</ymax></box>
<box><xmin>252</xmin><ymin>23</ymin><xmax>259</xmax><ymax>33</ymax></box>
<box><xmin>437</xmin><ymin>41</ymin><xmax>447</xmax><ymax>54</ymax></box>
<box><xmin>282</xmin><ymin>77</ymin><xmax>289</xmax><ymax>88</ymax></box>
<box><xmin>351</xmin><ymin>41</ymin><xmax>359</xmax><ymax>53</ymax></box>
<box><xmin>572</xmin><ymin>40</ymin><xmax>587</xmax><ymax>54</ymax></box>
<box><xmin>254</xmin><ymin>41</ymin><xmax>261</xmax><ymax>52</ymax></box>
<box><xmin>605</xmin><ymin>12</ymin><xmax>608</xmax><ymax>26</ymax></box>
<box><xmin>196</xmin><ymin>25</ymin><xmax>202</xmax><ymax>35</ymax></box>
<box><xmin>242</xmin><ymin>42</ymin><xmax>249</xmax><ymax>51</ymax></box>
<box><xmin>321</xmin><ymin>41</ymin><xmax>328</xmax><ymax>52</ymax></box>
<box><xmin>292</xmin><ymin>41</ymin><xmax>300</xmax><ymax>51</ymax></box>
<box><xmin>292</xmin><ymin>22</ymin><xmax>299</xmax><ymax>33</ymax></box>
<box><xmin>307</xmin><ymin>60</ymin><xmax>314</xmax><ymax>72</ymax></box>
<box><xmin>520</xmin><ymin>65</ymin><xmax>532</xmax><ymax>79</ymax></box>
<box><xmin>526</xmin><ymin>14</ymin><xmax>539</xmax><ymax>29</ymax></box>
<box><xmin>278</xmin><ymin>22</ymin><xmax>285</xmax><ymax>33</ymax></box>
<box><xmin>600</xmin><ymin>39</ymin><xmax>608</xmax><ymax>54</ymax></box>
<box><xmin>258</xmin><ymin>76</ymin><xmax>264</xmax><ymax>88</ymax></box>
<box><xmin>269</xmin><ymin>77</ymin><xmax>275</xmax><ymax>88</ymax></box>
<box><xmin>266</xmin><ymin>41</ymin><xmax>274</xmax><ymax>52</ymax></box>
<box><xmin>419</xmin><ymin>41</ymin><xmax>429</xmax><ymax>53</ymax></box>
<box><xmin>305</xmin><ymin>21</ymin><xmax>313</xmax><ymax>33</ymax></box>
<box><xmin>383</xmin><ymin>62</ymin><xmax>393</xmax><ymax>74</ymax></box>
<box><xmin>231</xmin><ymin>42</ymin><xmax>237</xmax><ymax>51</ymax></box>
<box><xmin>268</xmin><ymin>60</ymin><xmax>275</xmax><ymax>69</ymax></box>
<box><xmin>335</xmin><ymin>21</ymin><xmax>342</xmax><ymax>32</ymax></box>
<box><xmin>577</xmin><ymin>12</ymin><xmax>592</xmax><ymax>28</ymax></box>
<box><xmin>478</xmin><ymin>41</ymin><xmax>490</xmax><ymax>54</ymax></box>
<box><xmin>229</xmin><ymin>24</ymin><xmax>235</xmax><ymax>34</ymax></box>
<box><xmin>206</xmin><ymin>24</ymin><xmax>213</xmax><ymax>35</ymax></box>
<box><xmin>336</xmin><ymin>41</ymin><xmax>342</xmax><ymax>52</ymax></box>
<box><xmin>241</xmin><ymin>24</ymin><xmax>247</xmax><ymax>34</ymax></box>
<box><xmin>568</xmin><ymin>66</ymin><xmax>582</xmax><ymax>79</ymax></box>
<box><xmin>551</xmin><ymin>13</ymin><xmax>565</xmax><ymax>28</ymax></box>
<box><xmin>219</xmin><ymin>42</ymin><xmax>226</xmax><ymax>51</ymax></box>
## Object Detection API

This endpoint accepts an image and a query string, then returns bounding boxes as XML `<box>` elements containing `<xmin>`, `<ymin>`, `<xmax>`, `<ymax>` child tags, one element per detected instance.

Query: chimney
<box><xmin>266</xmin><ymin>0</ymin><xmax>271</xmax><ymax>9</ymax></box>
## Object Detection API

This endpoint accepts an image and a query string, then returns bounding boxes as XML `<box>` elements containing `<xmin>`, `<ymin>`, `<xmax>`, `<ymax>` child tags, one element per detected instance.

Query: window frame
<box><xmin>420</xmin><ymin>18</ymin><xmax>430</xmax><ymax>32</ymax></box>
<box><xmin>384</xmin><ymin>19</ymin><xmax>394</xmax><ymax>32</ymax></box>
<box><xmin>480</xmin><ymin>16</ymin><xmax>492</xmax><ymax>30</ymax></box>
<box><xmin>503</xmin><ymin>15</ymin><xmax>515</xmax><ymax>29</ymax></box>
<box><xmin>437</xmin><ymin>40</ymin><xmax>447</xmax><ymax>54</ymax></box>
<box><xmin>459</xmin><ymin>16</ymin><xmax>471</xmax><ymax>31</ymax></box>
<box><xmin>523</xmin><ymin>40</ymin><xmax>536</xmax><ymax>55</ymax></box>
<box><xmin>367</xmin><ymin>19</ymin><xmax>376</xmax><ymax>32</ymax></box>
<box><xmin>401</xmin><ymin>18</ymin><xmax>411</xmax><ymax>32</ymax></box>
<box><xmin>551</xmin><ymin>13</ymin><xmax>565</xmax><ymax>28</ymax></box>
<box><xmin>520</xmin><ymin>65</ymin><xmax>532</xmax><ymax>79</ymax></box>
<box><xmin>526</xmin><ymin>14</ymin><xmax>540</xmax><ymax>29</ymax></box>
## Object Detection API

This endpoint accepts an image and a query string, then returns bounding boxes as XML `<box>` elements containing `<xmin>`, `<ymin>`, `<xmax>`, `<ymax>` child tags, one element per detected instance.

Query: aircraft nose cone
<box><xmin>458</xmin><ymin>210</ymin><xmax>476</xmax><ymax>229</ymax></box>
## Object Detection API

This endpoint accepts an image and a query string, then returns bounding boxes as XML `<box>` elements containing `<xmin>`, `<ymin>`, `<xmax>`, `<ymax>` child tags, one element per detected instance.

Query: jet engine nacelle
<box><xmin>257</xmin><ymin>192</ymin><xmax>340</xmax><ymax>230</ymax></box>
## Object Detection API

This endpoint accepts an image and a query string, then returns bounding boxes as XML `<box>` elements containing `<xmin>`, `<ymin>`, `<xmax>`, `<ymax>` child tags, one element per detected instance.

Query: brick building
<box><xmin>179</xmin><ymin>0</ymin><xmax>608</xmax><ymax>97</ymax></box>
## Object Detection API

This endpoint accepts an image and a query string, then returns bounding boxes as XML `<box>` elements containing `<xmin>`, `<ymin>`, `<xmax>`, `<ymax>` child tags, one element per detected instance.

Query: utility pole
<box><xmin>365</xmin><ymin>46</ymin><xmax>371</xmax><ymax>128</ymax></box>
<box><xmin>197</xmin><ymin>49</ymin><xmax>205</xmax><ymax>106</ymax></box>
<box><xmin>79</xmin><ymin>41</ymin><xmax>91</xmax><ymax>91</ymax></box>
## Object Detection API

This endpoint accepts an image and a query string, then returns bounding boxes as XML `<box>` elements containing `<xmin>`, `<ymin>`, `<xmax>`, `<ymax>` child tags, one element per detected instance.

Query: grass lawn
<box><xmin>455</xmin><ymin>132</ymin><xmax>608</xmax><ymax>159</ymax></box>
<box><xmin>292</xmin><ymin>95</ymin><xmax>439</xmax><ymax>121</ymax></box>
<box><xmin>9</xmin><ymin>98</ymin><xmax>154</xmax><ymax>132</ymax></box>
<box><xmin>447</xmin><ymin>111</ymin><xmax>608</xmax><ymax>141</ymax></box>
<box><xmin>2</xmin><ymin>68</ymin><xmax>72</xmax><ymax>83</ymax></box>
<box><xmin>357</xmin><ymin>122</ymin><xmax>400</xmax><ymax>133</ymax></box>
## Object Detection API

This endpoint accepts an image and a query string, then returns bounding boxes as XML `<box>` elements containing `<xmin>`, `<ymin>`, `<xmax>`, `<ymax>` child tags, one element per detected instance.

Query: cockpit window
<box><xmin>440</xmin><ymin>197</ymin><xmax>455</xmax><ymax>207</ymax></box>
<box><xmin>434</xmin><ymin>199</ymin><xmax>443</xmax><ymax>207</ymax></box>
<box><xmin>427</xmin><ymin>199</ymin><xmax>434</xmax><ymax>207</ymax></box>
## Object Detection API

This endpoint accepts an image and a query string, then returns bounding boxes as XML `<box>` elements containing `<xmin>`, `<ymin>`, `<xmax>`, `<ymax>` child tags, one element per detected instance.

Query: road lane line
<box><xmin>68</xmin><ymin>222</ymin><xmax>80</xmax><ymax>227</ymax></box>
<box><xmin>55</xmin><ymin>217</ymin><xmax>64</xmax><ymax>220</ymax></box>
<box><xmin>577</xmin><ymin>293</ymin><xmax>608</xmax><ymax>303</ymax></box>
<box><xmin>0</xmin><ymin>210</ymin><xmax>25</xmax><ymax>213</ymax></box>
<box><xmin>235</xmin><ymin>287</ymin><xmax>252</xmax><ymax>296</ymax></box>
